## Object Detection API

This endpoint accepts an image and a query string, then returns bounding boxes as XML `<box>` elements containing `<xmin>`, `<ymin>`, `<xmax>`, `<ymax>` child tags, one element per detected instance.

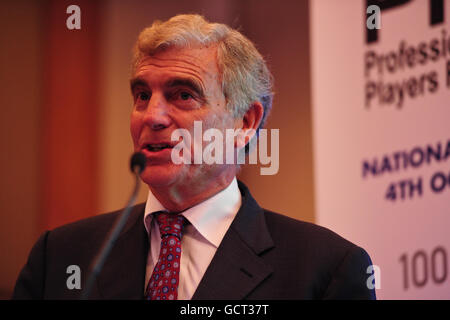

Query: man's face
<box><xmin>130</xmin><ymin>46</ymin><xmax>239</xmax><ymax>189</ymax></box>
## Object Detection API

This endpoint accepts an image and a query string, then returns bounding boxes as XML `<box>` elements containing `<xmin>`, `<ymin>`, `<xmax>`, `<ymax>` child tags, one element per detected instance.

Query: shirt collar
<box><xmin>144</xmin><ymin>177</ymin><xmax>242</xmax><ymax>248</ymax></box>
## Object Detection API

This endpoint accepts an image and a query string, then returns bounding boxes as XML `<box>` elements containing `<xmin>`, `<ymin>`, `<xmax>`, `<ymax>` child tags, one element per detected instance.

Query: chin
<box><xmin>140</xmin><ymin>164</ymin><xmax>180</xmax><ymax>188</ymax></box>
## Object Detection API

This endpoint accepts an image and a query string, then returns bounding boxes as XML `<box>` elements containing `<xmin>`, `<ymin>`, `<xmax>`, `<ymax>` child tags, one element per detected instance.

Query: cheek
<box><xmin>130</xmin><ymin>111</ymin><xmax>142</xmax><ymax>146</ymax></box>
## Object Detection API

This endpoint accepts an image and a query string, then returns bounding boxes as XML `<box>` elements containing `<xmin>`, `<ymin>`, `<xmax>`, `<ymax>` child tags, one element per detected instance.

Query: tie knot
<box><xmin>155</xmin><ymin>212</ymin><xmax>185</xmax><ymax>240</ymax></box>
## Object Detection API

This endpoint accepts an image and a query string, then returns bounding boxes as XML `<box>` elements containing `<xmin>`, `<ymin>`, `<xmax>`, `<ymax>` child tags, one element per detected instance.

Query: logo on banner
<box><xmin>363</xmin><ymin>0</ymin><xmax>449</xmax><ymax>110</ymax></box>
<box><xmin>366</xmin><ymin>0</ymin><xmax>444</xmax><ymax>43</ymax></box>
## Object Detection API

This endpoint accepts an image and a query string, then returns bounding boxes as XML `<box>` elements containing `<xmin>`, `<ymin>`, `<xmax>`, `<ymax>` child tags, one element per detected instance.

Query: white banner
<box><xmin>310</xmin><ymin>0</ymin><xmax>450</xmax><ymax>299</ymax></box>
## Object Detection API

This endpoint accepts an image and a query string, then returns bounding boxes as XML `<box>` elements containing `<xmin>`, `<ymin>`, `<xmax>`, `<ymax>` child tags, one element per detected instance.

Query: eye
<box><xmin>169</xmin><ymin>89</ymin><xmax>201</xmax><ymax>110</ymax></box>
<box><xmin>179</xmin><ymin>91</ymin><xmax>193</xmax><ymax>100</ymax></box>
<box><xmin>138</xmin><ymin>92</ymin><xmax>150</xmax><ymax>101</ymax></box>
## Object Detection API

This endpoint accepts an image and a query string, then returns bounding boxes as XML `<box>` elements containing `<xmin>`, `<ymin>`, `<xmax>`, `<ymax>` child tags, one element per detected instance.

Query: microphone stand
<box><xmin>81</xmin><ymin>153</ymin><xmax>145</xmax><ymax>299</ymax></box>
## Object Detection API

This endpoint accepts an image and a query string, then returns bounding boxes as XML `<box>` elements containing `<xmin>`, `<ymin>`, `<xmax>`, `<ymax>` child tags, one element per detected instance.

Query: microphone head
<box><xmin>130</xmin><ymin>152</ymin><xmax>146</xmax><ymax>174</ymax></box>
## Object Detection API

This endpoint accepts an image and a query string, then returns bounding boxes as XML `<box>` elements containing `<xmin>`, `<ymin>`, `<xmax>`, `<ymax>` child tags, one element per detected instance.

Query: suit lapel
<box><xmin>95</xmin><ymin>203</ymin><xmax>149</xmax><ymax>299</ymax></box>
<box><xmin>90</xmin><ymin>181</ymin><xmax>273</xmax><ymax>300</ymax></box>
<box><xmin>192</xmin><ymin>181</ymin><xmax>274</xmax><ymax>300</ymax></box>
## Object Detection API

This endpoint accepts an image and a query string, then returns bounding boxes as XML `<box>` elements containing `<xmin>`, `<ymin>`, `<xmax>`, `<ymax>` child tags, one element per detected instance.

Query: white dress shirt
<box><xmin>143</xmin><ymin>177</ymin><xmax>242</xmax><ymax>300</ymax></box>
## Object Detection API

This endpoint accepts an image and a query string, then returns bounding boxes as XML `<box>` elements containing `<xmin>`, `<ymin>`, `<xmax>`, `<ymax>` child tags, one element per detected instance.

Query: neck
<box><xmin>149</xmin><ymin>172</ymin><xmax>236</xmax><ymax>213</ymax></box>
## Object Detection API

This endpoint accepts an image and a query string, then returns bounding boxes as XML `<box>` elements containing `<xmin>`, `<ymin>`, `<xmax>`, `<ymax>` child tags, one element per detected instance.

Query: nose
<box><xmin>143</xmin><ymin>92</ymin><xmax>172</xmax><ymax>131</ymax></box>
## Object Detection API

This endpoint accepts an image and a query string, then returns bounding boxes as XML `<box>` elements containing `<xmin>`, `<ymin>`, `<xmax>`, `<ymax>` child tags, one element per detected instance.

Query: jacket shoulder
<box><xmin>259</xmin><ymin>210</ymin><xmax>375</xmax><ymax>299</ymax></box>
<box><xmin>263</xmin><ymin>209</ymin><xmax>358</xmax><ymax>251</ymax></box>
<box><xmin>42</xmin><ymin>203</ymin><xmax>146</xmax><ymax>273</ymax></box>
<box><xmin>48</xmin><ymin>203</ymin><xmax>146</xmax><ymax>242</ymax></box>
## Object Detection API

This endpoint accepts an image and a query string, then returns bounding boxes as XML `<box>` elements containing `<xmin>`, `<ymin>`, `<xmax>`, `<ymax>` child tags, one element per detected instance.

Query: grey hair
<box><xmin>132</xmin><ymin>14</ymin><xmax>274</xmax><ymax>131</ymax></box>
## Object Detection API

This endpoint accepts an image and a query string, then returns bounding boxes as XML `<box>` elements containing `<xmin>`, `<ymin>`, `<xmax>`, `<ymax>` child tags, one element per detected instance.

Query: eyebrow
<box><xmin>166</xmin><ymin>77</ymin><xmax>205</xmax><ymax>97</ymax></box>
<box><xmin>130</xmin><ymin>78</ymin><xmax>148</xmax><ymax>92</ymax></box>
<box><xmin>130</xmin><ymin>76</ymin><xmax>205</xmax><ymax>94</ymax></box>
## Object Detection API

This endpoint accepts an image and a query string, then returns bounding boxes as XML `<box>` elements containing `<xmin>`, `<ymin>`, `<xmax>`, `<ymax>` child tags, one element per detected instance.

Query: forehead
<box><xmin>133</xmin><ymin>46</ymin><xmax>220</xmax><ymax>86</ymax></box>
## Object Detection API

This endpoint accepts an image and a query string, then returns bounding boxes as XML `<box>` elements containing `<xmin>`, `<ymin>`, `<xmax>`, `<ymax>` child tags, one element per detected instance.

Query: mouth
<box><xmin>142</xmin><ymin>143</ymin><xmax>173</xmax><ymax>153</ymax></box>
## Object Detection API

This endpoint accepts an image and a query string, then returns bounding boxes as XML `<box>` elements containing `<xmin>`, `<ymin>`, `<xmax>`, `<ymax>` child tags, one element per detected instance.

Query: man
<box><xmin>13</xmin><ymin>14</ymin><xmax>376</xmax><ymax>300</ymax></box>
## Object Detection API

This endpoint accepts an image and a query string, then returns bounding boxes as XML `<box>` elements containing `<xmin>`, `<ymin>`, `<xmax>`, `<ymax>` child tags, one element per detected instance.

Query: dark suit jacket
<box><xmin>13</xmin><ymin>181</ymin><xmax>376</xmax><ymax>299</ymax></box>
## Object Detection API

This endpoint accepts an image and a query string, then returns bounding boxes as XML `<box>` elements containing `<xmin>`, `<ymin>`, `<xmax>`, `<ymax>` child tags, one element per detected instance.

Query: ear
<box><xmin>235</xmin><ymin>101</ymin><xmax>264</xmax><ymax>149</ymax></box>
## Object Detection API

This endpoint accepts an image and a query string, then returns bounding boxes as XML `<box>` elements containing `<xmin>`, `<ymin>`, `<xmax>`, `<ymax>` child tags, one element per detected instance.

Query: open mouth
<box><xmin>144</xmin><ymin>143</ymin><xmax>173</xmax><ymax>152</ymax></box>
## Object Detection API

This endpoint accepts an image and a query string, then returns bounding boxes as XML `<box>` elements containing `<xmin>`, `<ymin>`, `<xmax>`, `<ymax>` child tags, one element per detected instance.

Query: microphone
<box><xmin>130</xmin><ymin>151</ymin><xmax>146</xmax><ymax>174</ymax></box>
<box><xmin>81</xmin><ymin>152</ymin><xmax>146</xmax><ymax>299</ymax></box>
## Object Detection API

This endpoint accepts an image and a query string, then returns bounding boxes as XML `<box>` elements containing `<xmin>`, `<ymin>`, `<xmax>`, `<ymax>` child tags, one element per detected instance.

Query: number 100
<box><xmin>399</xmin><ymin>246</ymin><xmax>447</xmax><ymax>290</ymax></box>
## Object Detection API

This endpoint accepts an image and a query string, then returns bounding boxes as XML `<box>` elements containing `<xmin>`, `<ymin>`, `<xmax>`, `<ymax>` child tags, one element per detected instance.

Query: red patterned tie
<box><xmin>145</xmin><ymin>212</ymin><xmax>185</xmax><ymax>300</ymax></box>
